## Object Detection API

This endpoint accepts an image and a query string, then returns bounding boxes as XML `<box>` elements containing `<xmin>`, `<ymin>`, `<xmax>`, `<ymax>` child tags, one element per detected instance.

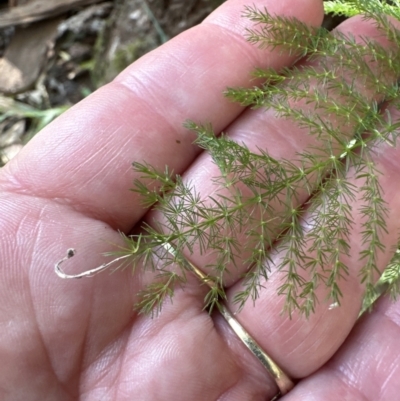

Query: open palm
<box><xmin>0</xmin><ymin>0</ymin><xmax>399</xmax><ymax>400</ymax></box>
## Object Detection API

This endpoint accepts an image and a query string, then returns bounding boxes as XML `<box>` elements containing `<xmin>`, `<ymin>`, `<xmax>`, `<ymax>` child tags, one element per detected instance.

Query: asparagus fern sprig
<box><xmin>59</xmin><ymin>2</ymin><xmax>400</xmax><ymax>318</ymax></box>
<box><xmin>132</xmin><ymin>3</ymin><xmax>400</xmax><ymax>317</ymax></box>
<box><xmin>115</xmin><ymin>3</ymin><xmax>400</xmax><ymax>317</ymax></box>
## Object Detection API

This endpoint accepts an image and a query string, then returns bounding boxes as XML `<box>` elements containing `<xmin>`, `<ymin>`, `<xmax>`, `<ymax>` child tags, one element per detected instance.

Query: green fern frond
<box><xmin>91</xmin><ymin>3</ymin><xmax>400</xmax><ymax>317</ymax></box>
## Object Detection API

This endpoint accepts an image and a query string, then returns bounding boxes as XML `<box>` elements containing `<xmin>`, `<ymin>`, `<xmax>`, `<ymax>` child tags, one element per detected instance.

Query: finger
<box><xmin>0</xmin><ymin>0</ymin><xmax>323</xmax><ymax>231</ymax></box>
<box><xmin>223</xmin><ymin>88</ymin><xmax>400</xmax><ymax>391</ymax></box>
<box><xmin>281</xmin><ymin>296</ymin><xmax>400</xmax><ymax>400</ymax></box>
<box><xmin>150</xmin><ymin>14</ymin><xmax>399</xmax><ymax>287</ymax></box>
<box><xmin>77</xmin><ymin>279</ymin><xmax>277</xmax><ymax>400</ymax></box>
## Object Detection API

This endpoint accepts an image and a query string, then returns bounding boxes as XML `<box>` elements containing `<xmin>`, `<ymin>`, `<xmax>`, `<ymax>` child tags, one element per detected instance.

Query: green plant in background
<box><xmin>63</xmin><ymin>0</ymin><xmax>400</xmax><ymax>318</ymax></box>
<box><xmin>0</xmin><ymin>96</ymin><xmax>69</xmax><ymax>166</ymax></box>
<box><xmin>325</xmin><ymin>0</ymin><xmax>400</xmax><ymax>18</ymax></box>
<box><xmin>0</xmin><ymin>96</ymin><xmax>68</xmax><ymax>137</ymax></box>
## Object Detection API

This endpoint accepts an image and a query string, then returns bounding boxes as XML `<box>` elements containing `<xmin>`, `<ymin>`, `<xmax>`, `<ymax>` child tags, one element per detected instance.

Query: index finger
<box><xmin>0</xmin><ymin>0</ymin><xmax>324</xmax><ymax>231</ymax></box>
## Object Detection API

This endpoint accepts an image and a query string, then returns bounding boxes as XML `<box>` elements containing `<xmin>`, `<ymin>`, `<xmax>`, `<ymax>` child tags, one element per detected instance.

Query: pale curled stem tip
<box><xmin>54</xmin><ymin>249</ymin><xmax>130</xmax><ymax>280</ymax></box>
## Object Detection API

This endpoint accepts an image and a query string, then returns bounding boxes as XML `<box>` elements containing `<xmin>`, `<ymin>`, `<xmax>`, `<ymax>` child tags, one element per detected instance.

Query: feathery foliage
<box><xmin>78</xmin><ymin>2</ymin><xmax>400</xmax><ymax>318</ymax></box>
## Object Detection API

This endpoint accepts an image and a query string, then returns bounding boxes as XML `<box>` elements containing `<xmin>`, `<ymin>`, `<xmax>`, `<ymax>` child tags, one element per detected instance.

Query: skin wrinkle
<box><xmin>381</xmin><ymin>302</ymin><xmax>400</xmax><ymax>329</ymax></box>
<box><xmin>330</xmin><ymin>365</ymin><xmax>372</xmax><ymax>401</ymax></box>
<box><xmin>375</xmin><ymin>146</ymin><xmax>400</xmax><ymax>182</ymax></box>
<box><xmin>28</xmin><ymin>243</ymin><xmax>74</xmax><ymax>400</ymax></box>
<box><xmin>79</xmin><ymin>304</ymin><xmax>132</xmax><ymax>399</ymax></box>
<box><xmin>63</xmin><ymin>151</ymin><xmax>131</xmax><ymax>203</ymax></box>
<box><xmin>217</xmin><ymin>385</ymin><xmax>262</xmax><ymax>401</ymax></box>
<box><xmin>319</xmin><ymin>307</ymin><xmax>400</xmax><ymax>401</ymax></box>
<box><xmin>368</xmin><ymin>308</ymin><xmax>400</xmax><ymax>399</ymax></box>
<box><xmin>62</xmin><ymin>121</ymin><xmax>120</xmax><ymax>174</ymax></box>
<box><xmin>379</xmin><ymin>364</ymin><xmax>398</xmax><ymax>399</ymax></box>
<box><xmin>232</xmin><ymin>113</ymin><xmax>315</xmax><ymax>162</ymax></box>
<box><xmin>202</xmin><ymin>326</ymin><xmax>246</xmax><ymax>400</ymax></box>
<box><xmin>211</xmin><ymin>308</ymin><xmax>277</xmax><ymax>397</ymax></box>
<box><xmin>6</xmin><ymin>187</ymin><xmax>121</xmax><ymax>243</ymax></box>
<box><xmin>279</xmin><ymin>269</ymin><xmax>364</xmax><ymax>361</ymax></box>
<box><xmin>28</xmin><ymin>205</ymin><xmax>88</xmax><ymax>398</ymax></box>
<box><xmin>6</xmin><ymin>117</ymin><xmax>94</xmax><ymax>195</ymax></box>
<box><xmin>82</xmin><ymin>330</ymin><xmax>130</xmax><ymax>399</ymax></box>
<box><xmin>70</xmin><ymin>128</ymin><xmax>119</xmax><ymax>172</ymax></box>
<box><xmin>234</xmin><ymin>125</ymin><xmax>297</xmax><ymax>158</ymax></box>
<box><xmin>216</xmin><ymin>380</ymin><xmax>242</xmax><ymax>401</ymax></box>
<box><xmin>203</xmin><ymin>21</ymin><xmax>262</xmax><ymax>68</ymax></box>
<box><xmin>113</xmin><ymin>330</ymin><xmax>136</xmax><ymax>401</ymax></box>
<box><xmin>80</xmin><ymin>275</ymin><xmax>135</xmax><ymax>368</ymax></box>
<box><xmin>281</xmin><ymin>309</ymin><xmax>326</xmax><ymax>360</ymax></box>
<box><xmin>82</xmin><ymin>143</ymin><xmax>131</xmax><ymax>189</ymax></box>
<box><xmin>0</xmin><ymin>180</ymin><xmax>123</xmax><ymax>231</ymax></box>
<box><xmin>77</xmin><ymin>271</ymin><xmax>96</xmax><ymax>395</ymax></box>
<box><xmin>75</xmin><ymin>332</ymin><xmax>92</xmax><ymax>398</ymax></box>
<box><xmin>115</xmin><ymin>289</ymin><xmax>244</xmax><ymax>399</ymax></box>
<box><xmin>112</xmin><ymin>80</ymin><xmax>194</xmax><ymax>157</ymax></box>
<box><xmin>83</xmin><ymin>302</ymin><xmax>159</xmax><ymax>398</ymax></box>
<box><xmin>117</xmin><ymin>70</ymin><xmax>194</xmax><ymax>125</ymax></box>
<box><xmin>115</xmin><ymin>32</ymin><xmax>244</xmax><ymax>125</ymax></box>
<box><xmin>214</xmin><ymin>363</ymin><xmax>270</xmax><ymax>401</ymax></box>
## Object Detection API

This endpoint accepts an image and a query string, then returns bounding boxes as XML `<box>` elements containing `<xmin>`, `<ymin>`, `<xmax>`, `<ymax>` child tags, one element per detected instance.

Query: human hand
<box><xmin>0</xmin><ymin>0</ymin><xmax>399</xmax><ymax>400</ymax></box>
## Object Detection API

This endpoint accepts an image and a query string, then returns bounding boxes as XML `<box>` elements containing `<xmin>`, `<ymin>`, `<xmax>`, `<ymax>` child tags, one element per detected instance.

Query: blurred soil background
<box><xmin>0</xmin><ymin>0</ymin><xmax>340</xmax><ymax>166</ymax></box>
